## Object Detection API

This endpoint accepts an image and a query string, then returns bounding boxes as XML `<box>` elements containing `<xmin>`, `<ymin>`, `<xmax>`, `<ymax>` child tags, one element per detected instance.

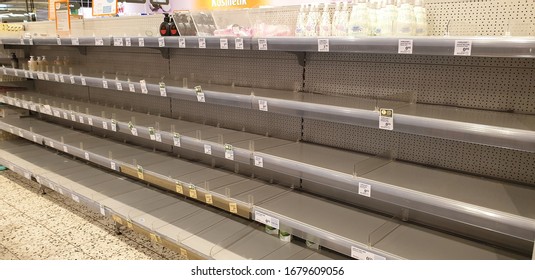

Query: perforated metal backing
<box><xmin>86</xmin><ymin>47</ymin><xmax>169</xmax><ymax>78</ymax></box>
<box><xmin>171</xmin><ymin>99</ymin><xmax>302</xmax><ymax>141</ymax></box>
<box><xmin>305</xmin><ymin>52</ymin><xmax>535</xmax><ymax>113</ymax></box>
<box><xmin>88</xmin><ymin>88</ymin><xmax>172</xmax><ymax>118</ymax></box>
<box><xmin>426</xmin><ymin>0</ymin><xmax>535</xmax><ymax>36</ymax></box>
<box><xmin>35</xmin><ymin>80</ymin><xmax>90</xmax><ymax>101</ymax></box>
<box><xmin>169</xmin><ymin>49</ymin><xmax>303</xmax><ymax>91</ymax></box>
<box><xmin>302</xmin><ymin>119</ymin><xmax>535</xmax><ymax>185</ymax></box>
<box><xmin>81</xmin><ymin>15</ymin><xmax>162</xmax><ymax>37</ymax></box>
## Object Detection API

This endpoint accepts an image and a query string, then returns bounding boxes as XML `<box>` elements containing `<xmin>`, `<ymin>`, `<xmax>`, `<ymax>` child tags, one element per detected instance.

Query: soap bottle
<box><xmin>10</xmin><ymin>53</ymin><xmax>19</xmax><ymax>69</ymax></box>
<box><xmin>295</xmin><ymin>4</ymin><xmax>307</xmax><ymax>37</ymax></box>
<box><xmin>368</xmin><ymin>0</ymin><xmax>379</xmax><ymax>36</ymax></box>
<box><xmin>414</xmin><ymin>0</ymin><xmax>428</xmax><ymax>36</ymax></box>
<box><xmin>337</xmin><ymin>1</ymin><xmax>350</xmax><ymax>36</ymax></box>
<box><xmin>36</xmin><ymin>56</ymin><xmax>42</xmax><ymax>72</ymax></box>
<box><xmin>378</xmin><ymin>0</ymin><xmax>397</xmax><ymax>36</ymax></box>
<box><xmin>396</xmin><ymin>0</ymin><xmax>415</xmax><ymax>35</ymax></box>
<box><xmin>304</xmin><ymin>4</ymin><xmax>319</xmax><ymax>37</ymax></box>
<box><xmin>169</xmin><ymin>15</ymin><xmax>179</xmax><ymax>36</ymax></box>
<box><xmin>319</xmin><ymin>2</ymin><xmax>332</xmax><ymax>37</ymax></box>
<box><xmin>160</xmin><ymin>13</ymin><xmax>171</xmax><ymax>36</ymax></box>
<box><xmin>54</xmin><ymin>56</ymin><xmax>62</xmax><ymax>66</ymax></box>
<box><xmin>348</xmin><ymin>0</ymin><xmax>370</xmax><ymax>36</ymax></box>
<box><xmin>28</xmin><ymin>56</ymin><xmax>37</xmax><ymax>71</ymax></box>
<box><xmin>41</xmin><ymin>56</ymin><xmax>49</xmax><ymax>72</ymax></box>
<box><xmin>331</xmin><ymin>2</ymin><xmax>341</xmax><ymax>36</ymax></box>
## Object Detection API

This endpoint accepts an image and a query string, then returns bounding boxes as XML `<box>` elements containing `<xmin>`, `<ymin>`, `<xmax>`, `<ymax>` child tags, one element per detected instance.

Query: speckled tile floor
<box><xmin>0</xmin><ymin>170</ymin><xmax>180</xmax><ymax>260</ymax></box>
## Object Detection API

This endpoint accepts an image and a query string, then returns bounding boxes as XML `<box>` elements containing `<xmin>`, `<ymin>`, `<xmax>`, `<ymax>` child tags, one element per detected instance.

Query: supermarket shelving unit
<box><xmin>1</xmin><ymin>0</ymin><xmax>535</xmax><ymax>259</ymax></box>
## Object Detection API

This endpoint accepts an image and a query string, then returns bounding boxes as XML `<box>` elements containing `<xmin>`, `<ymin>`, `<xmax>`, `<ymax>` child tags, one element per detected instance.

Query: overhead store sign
<box><xmin>93</xmin><ymin>0</ymin><xmax>118</xmax><ymax>16</ymax></box>
<box><xmin>195</xmin><ymin>0</ymin><xmax>267</xmax><ymax>10</ymax></box>
<box><xmin>55</xmin><ymin>0</ymin><xmax>71</xmax><ymax>35</ymax></box>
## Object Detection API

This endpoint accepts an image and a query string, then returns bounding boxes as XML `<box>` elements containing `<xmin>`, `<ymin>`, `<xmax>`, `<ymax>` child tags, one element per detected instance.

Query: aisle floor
<box><xmin>0</xmin><ymin>170</ymin><xmax>181</xmax><ymax>260</ymax></box>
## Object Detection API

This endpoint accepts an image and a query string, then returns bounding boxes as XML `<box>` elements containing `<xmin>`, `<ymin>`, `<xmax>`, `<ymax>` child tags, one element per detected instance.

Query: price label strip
<box><xmin>125</xmin><ymin>37</ymin><xmax>131</xmax><ymax>47</ymax></box>
<box><xmin>220</xmin><ymin>38</ymin><xmax>228</xmax><ymax>49</ymax></box>
<box><xmin>235</xmin><ymin>38</ymin><xmax>244</xmax><ymax>50</ymax></box>
<box><xmin>158</xmin><ymin>37</ymin><xmax>165</xmax><ymax>47</ymax></box>
<box><xmin>159</xmin><ymin>82</ymin><xmax>166</xmax><ymax>97</ymax></box>
<box><xmin>116</xmin><ymin>81</ymin><xmax>123</xmax><ymax>91</ymax></box>
<box><xmin>358</xmin><ymin>182</ymin><xmax>372</xmax><ymax>197</ymax></box>
<box><xmin>254</xmin><ymin>211</ymin><xmax>280</xmax><ymax>229</ymax></box>
<box><xmin>175</xmin><ymin>182</ymin><xmax>184</xmax><ymax>194</ymax></box>
<box><xmin>189</xmin><ymin>185</ymin><xmax>198</xmax><ymax>199</ymax></box>
<box><xmin>258</xmin><ymin>39</ymin><xmax>268</xmax><ymax>50</ymax></box>
<box><xmin>254</xmin><ymin>155</ymin><xmax>263</xmax><ymax>167</ymax></box>
<box><xmin>398</xmin><ymin>39</ymin><xmax>413</xmax><ymax>54</ymax></box>
<box><xmin>204</xmin><ymin>144</ymin><xmax>212</xmax><ymax>155</ymax></box>
<box><xmin>149</xmin><ymin>127</ymin><xmax>156</xmax><ymax>140</ymax></box>
<box><xmin>179</xmin><ymin>38</ymin><xmax>186</xmax><ymax>48</ymax></box>
<box><xmin>198</xmin><ymin>37</ymin><xmax>206</xmax><ymax>49</ymax></box>
<box><xmin>454</xmin><ymin>40</ymin><xmax>472</xmax><ymax>56</ymax></box>
<box><xmin>140</xmin><ymin>80</ymin><xmax>148</xmax><ymax>94</ymax></box>
<box><xmin>195</xmin><ymin>86</ymin><xmax>205</xmax><ymax>102</ymax></box>
<box><xmin>139</xmin><ymin>38</ymin><xmax>145</xmax><ymax>47</ymax></box>
<box><xmin>114</xmin><ymin>38</ymin><xmax>123</xmax><ymax>46</ymax></box>
<box><xmin>205</xmin><ymin>194</ymin><xmax>213</xmax><ymax>204</ymax></box>
<box><xmin>128</xmin><ymin>121</ymin><xmax>138</xmax><ymax>136</ymax></box>
<box><xmin>224</xmin><ymin>144</ymin><xmax>234</xmax><ymax>160</ymax></box>
<box><xmin>351</xmin><ymin>246</ymin><xmax>386</xmax><ymax>260</ymax></box>
<box><xmin>173</xmin><ymin>133</ymin><xmax>181</xmax><ymax>147</ymax></box>
<box><xmin>229</xmin><ymin>202</ymin><xmax>238</xmax><ymax>214</ymax></box>
<box><xmin>137</xmin><ymin>165</ymin><xmax>144</xmax><ymax>180</ymax></box>
<box><xmin>318</xmin><ymin>39</ymin><xmax>329</xmax><ymax>52</ymax></box>
<box><xmin>258</xmin><ymin>99</ymin><xmax>268</xmax><ymax>111</ymax></box>
<box><xmin>379</xmin><ymin>108</ymin><xmax>393</xmax><ymax>130</ymax></box>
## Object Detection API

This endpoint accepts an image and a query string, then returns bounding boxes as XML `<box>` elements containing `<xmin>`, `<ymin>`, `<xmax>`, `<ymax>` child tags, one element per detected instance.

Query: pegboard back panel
<box><xmin>88</xmin><ymin>88</ymin><xmax>172</xmax><ymax>118</ymax></box>
<box><xmin>35</xmin><ymin>81</ymin><xmax>90</xmax><ymax>101</ymax></box>
<box><xmin>85</xmin><ymin>47</ymin><xmax>169</xmax><ymax>78</ymax></box>
<box><xmin>302</xmin><ymin>119</ymin><xmax>535</xmax><ymax>186</ymax></box>
<box><xmin>426</xmin><ymin>0</ymin><xmax>535</xmax><ymax>36</ymax></box>
<box><xmin>171</xmin><ymin>99</ymin><xmax>302</xmax><ymax>141</ymax></box>
<box><xmin>305</xmin><ymin>52</ymin><xmax>535</xmax><ymax>113</ymax></box>
<box><xmin>169</xmin><ymin>49</ymin><xmax>303</xmax><ymax>91</ymax></box>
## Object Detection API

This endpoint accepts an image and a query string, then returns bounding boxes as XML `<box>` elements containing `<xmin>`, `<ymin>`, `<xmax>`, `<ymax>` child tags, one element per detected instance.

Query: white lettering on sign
<box><xmin>212</xmin><ymin>0</ymin><xmax>247</xmax><ymax>8</ymax></box>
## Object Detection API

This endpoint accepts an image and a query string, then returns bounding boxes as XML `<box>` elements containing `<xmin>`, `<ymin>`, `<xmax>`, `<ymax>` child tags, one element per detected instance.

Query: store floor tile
<box><xmin>0</xmin><ymin>171</ymin><xmax>179</xmax><ymax>260</ymax></box>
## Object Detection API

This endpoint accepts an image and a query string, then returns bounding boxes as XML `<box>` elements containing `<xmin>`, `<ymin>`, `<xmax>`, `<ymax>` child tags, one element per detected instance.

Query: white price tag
<box><xmin>155</xmin><ymin>133</ymin><xmax>162</xmax><ymax>142</ymax></box>
<box><xmin>24</xmin><ymin>71</ymin><xmax>29</xmax><ymax>78</ymax></box>
<box><xmin>32</xmin><ymin>135</ymin><xmax>37</xmax><ymax>142</ymax></box>
<box><xmin>179</xmin><ymin>38</ymin><xmax>186</xmax><ymax>48</ymax></box>
<box><xmin>44</xmin><ymin>74</ymin><xmax>49</xmax><ymax>80</ymax></box>
<box><xmin>95</xmin><ymin>37</ymin><xmax>104</xmax><ymax>46</ymax></box>
<box><xmin>204</xmin><ymin>144</ymin><xmax>212</xmax><ymax>155</ymax></box>
<box><xmin>111</xmin><ymin>120</ymin><xmax>117</xmax><ymax>132</ymax></box>
<box><xmin>159</xmin><ymin>82</ymin><xmax>166</xmax><ymax>96</ymax></box>
<box><xmin>37</xmin><ymin>73</ymin><xmax>44</xmax><ymax>80</ymax></box>
<box><xmin>258</xmin><ymin>39</ymin><xmax>267</xmax><ymax>50</ymax></box>
<box><xmin>138</xmin><ymin>37</ymin><xmax>145</xmax><ymax>47</ymax></box>
<box><xmin>379</xmin><ymin>108</ymin><xmax>394</xmax><ymax>130</ymax></box>
<box><xmin>49</xmin><ymin>141</ymin><xmax>54</xmax><ymax>148</ymax></box>
<box><xmin>2</xmin><ymin>67</ymin><xmax>6</xmax><ymax>75</ymax></box>
<box><xmin>29</xmin><ymin>72</ymin><xmax>34</xmax><ymax>79</ymax></box>
<box><xmin>99</xmin><ymin>204</ymin><xmax>106</xmax><ymax>216</ymax></box>
<box><xmin>398</xmin><ymin>39</ymin><xmax>413</xmax><ymax>54</ymax></box>
<box><xmin>22</xmin><ymin>103</ymin><xmax>28</xmax><ymax>109</ymax></box>
<box><xmin>140</xmin><ymin>80</ymin><xmax>148</xmax><ymax>94</ymax></box>
<box><xmin>158</xmin><ymin>37</ymin><xmax>165</xmax><ymax>47</ymax></box>
<box><xmin>110</xmin><ymin>161</ymin><xmax>116</xmax><ymax>170</ymax></box>
<box><xmin>454</xmin><ymin>40</ymin><xmax>472</xmax><ymax>56</ymax></box>
<box><xmin>114</xmin><ymin>38</ymin><xmax>123</xmax><ymax>46</ymax></box>
<box><xmin>63</xmin><ymin>145</ymin><xmax>68</xmax><ymax>153</ymax></box>
<box><xmin>24</xmin><ymin>172</ymin><xmax>31</xmax><ymax>180</ymax></box>
<box><xmin>76</xmin><ymin>115</ymin><xmax>83</xmax><ymax>123</ymax></box>
<box><xmin>54</xmin><ymin>74</ymin><xmax>59</xmax><ymax>82</ymax></box>
<box><xmin>219</xmin><ymin>38</ymin><xmax>228</xmax><ymax>49</ymax></box>
<box><xmin>351</xmin><ymin>246</ymin><xmax>386</xmax><ymax>260</ymax></box>
<box><xmin>70</xmin><ymin>113</ymin><xmax>76</xmax><ymax>121</ymax></box>
<box><xmin>235</xmin><ymin>38</ymin><xmax>244</xmax><ymax>50</ymax></box>
<box><xmin>81</xmin><ymin>77</ymin><xmax>86</xmax><ymax>85</ymax></box>
<box><xmin>57</xmin><ymin>37</ymin><xmax>62</xmax><ymax>45</ymax></box>
<box><xmin>88</xmin><ymin>118</ymin><xmax>93</xmax><ymax>126</ymax></box>
<box><xmin>149</xmin><ymin>127</ymin><xmax>156</xmax><ymax>140</ymax></box>
<box><xmin>58</xmin><ymin>188</ymin><xmax>63</xmax><ymax>195</ymax></box>
<box><xmin>224</xmin><ymin>144</ymin><xmax>234</xmax><ymax>160</ymax></box>
<box><xmin>14</xmin><ymin>70</ymin><xmax>18</xmax><ymax>77</ymax></box>
<box><xmin>254</xmin><ymin>155</ymin><xmax>263</xmax><ymax>167</ymax></box>
<box><xmin>129</xmin><ymin>83</ymin><xmax>135</xmax><ymax>92</ymax></box>
<box><xmin>71</xmin><ymin>37</ymin><xmax>79</xmax><ymax>45</ymax></box>
<box><xmin>116</xmin><ymin>82</ymin><xmax>123</xmax><ymax>91</ymax></box>
<box><xmin>173</xmin><ymin>133</ymin><xmax>181</xmax><ymax>147</ymax></box>
<box><xmin>71</xmin><ymin>194</ymin><xmax>80</xmax><ymax>203</ymax></box>
<box><xmin>84</xmin><ymin>152</ymin><xmax>90</xmax><ymax>160</ymax></box>
<box><xmin>198</xmin><ymin>38</ymin><xmax>206</xmax><ymax>49</ymax></box>
<box><xmin>102</xmin><ymin>80</ymin><xmax>108</xmax><ymax>89</ymax></box>
<box><xmin>318</xmin><ymin>39</ymin><xmax>329</xmax><ymax>52</ymax></box>
<box><xmin>29</xmin><ymin>38</ymin><xmax>34</xmax><ymax>45</ymax></box>
<box><xmin>125</xmin><ymin>37</ymin><xmax>131</xmax><ymax>46</ymax></box>
<box><xmin>131</xmin><ymin>127</ymin><xmax>138</xmax><ymax>136</ymax></box>
<box><xmin>194</xmin><ymin>86</ymin><xmax>205</xmax><ymax>102</ymax></box>
<box><xmin>59</xmin><ymin>75</ymin><xmax>65</xmax><ymax>83</ymax></box>
<box><xmin>53</xmin><ymin>110</ymin><xmax>60</xmax><ymax>117</ymax></box>
<box><xmin>254</xmin><ymin>211</ymin><xmax>280</xmax><ymax>229</ymax></box>
<box><xmin>62</xmin><ymin>112</ymin><xmax>68</xmax><ymax>119</ymax></box>
<box><xmin>70</xmin><ymin>76</ymin><xmax>75</xmax><ymax>84</ymax></box>
<box><xmin>258</xmin><ymin>99</ymin><xmax>268</xmax><ymax>111</ymax></box>
<box><xmin>102</xmin><ymin>122</ymin><xmax>108</xmax><ymax>130</ymax></box>
<box><xmin>358</xmin><ymin>182</ymin><xmax>372</xmax><ymax>197</ymax></box>
<box><xmin>18</xmin><ymin>130</ymin><xmax>23</xmax><ymax>137</ymax></box>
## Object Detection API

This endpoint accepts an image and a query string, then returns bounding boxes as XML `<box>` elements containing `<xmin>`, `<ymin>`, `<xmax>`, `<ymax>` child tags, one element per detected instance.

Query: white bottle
<box><xmin>331</xmin><ymin>2</ymin><xmax>342</xmax><ymax>36</ymax></box>
<box><xmin>378</xmin><ymin>0</ymin><xmax>397</xmax><ymax>36</ymax></box>
<box><xmin>396</xmin><ymin>0</ymin><xmax>415</xmax><ymax>35</ymax></box>
<box><xmin>336</xmin><ymin>1</ymin><xmax>351</xmax><ymax>36</ymax></box>
<box><xmin>41</xmin><ymin>56</ymin><xmax>49</xmax><ymax>72</ymax></box>
<box><xmin>28</xmin><ymin>56</ymin><xmax>37</xmax><ymax>72</ymax></box>
<box><xmin>305</xmin><ymin>4</ymin><xmax>320</xmax><ymax>37</ymax></box>
<box><xmin>319</xmin><ymin>3</ymin><xmax>332</xmax><ymax>36</ymax></box>
<box><xmin>348</xmin><ymin>0</ymin><xmax>370</xmax><ymax>36</ymax></box>
<box><xmin>414</xmin><ymin>0</ymin><xmax>428</xmax><ymax>36</ymax></box>
<box><xmin>36</xmin><ymin>56</ymin><xmax>42</xmax><ymax>72</ymax></box>
<box><xmin>368</xmin><ymin>0</ymin><xmax>379</xmax><ymax>36</ymax></box>
<box><xmin>295</xmin><ymin>4</ymin><xmax>307</xmax><ymax>37</ymax></box>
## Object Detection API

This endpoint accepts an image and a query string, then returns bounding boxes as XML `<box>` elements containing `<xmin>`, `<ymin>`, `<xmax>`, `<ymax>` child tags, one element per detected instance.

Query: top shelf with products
<box><xmin>2</xmin><ymin>35</ymin><xmax>535</xmax><ymax>58</ymax></box>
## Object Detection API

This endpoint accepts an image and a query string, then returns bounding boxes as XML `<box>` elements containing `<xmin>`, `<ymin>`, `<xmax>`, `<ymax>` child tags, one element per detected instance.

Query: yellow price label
<box><xmin>112</xmin><ymin>215</ymin><xmax>122</xmax><ymax>224</ymax></box>
<box><xmin>180</xmin><ymin>248</ymin><xmax>188</xmax><ymax>257</ymax></box>
<box><xmin>150</xmin><ymin>233</ymin><xmax>161</xmax><ymax>243</ymax></box>
<box><xmin>175</xmin><ymin>182</ymin><xmax>183</xmax><ymax>194</ymax></box>
<box><xmin>229</xmin><ymin>202</ymin><xmax>238</xmax><ymax>214</ymax></box>
<box><xmin>189</xmin><ymin>188</ymin><xmax>198</xmax><ymax>199</ymax></box>
<box><xmin>126</xmin><ymin>220</ymin><xmax>133</xmax><ymax>229</ymax></box>
<box><xmin>137</xmin><ymin>165</ymin><xmax>144</xmax><ymax>180</ymax></box>
<box><xmin>205</xmin><ymin>194</ymin><xmax>213</xmax><ymax>204</ymax></box>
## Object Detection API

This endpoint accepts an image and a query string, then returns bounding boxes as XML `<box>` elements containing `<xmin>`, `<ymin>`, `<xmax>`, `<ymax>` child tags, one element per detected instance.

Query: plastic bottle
<box><xmin>414</xmin><ymin>0</ymin><xmax>428</xmax><ymax>36</ymax></box>
<box><xmin>331</xmin><ymin>2</ymin><xmax>342</xmax><ymax>36</ymax></box>
<box><xmin>36</xmin><ymin>56</ymin><xmax>42</xmax><ymax>72</ymax></box>
<box><xmin>377</xmin><ymin>0</ymin><xmax>397</xmax><ymax>36</ymax></box>
<box><xmin>54</xmin><ymin>56</ymin><xmax>62</xmax><ymax>66</ymax></box>
<box><xmin>396</xmin><ymin>0</ymin><xmax>415</xmax><ymax>35</ymax></box>
<box><xmin>160</xmin><ymin>13</ymin><xmax>171</xmax><ymax>36</ymax></box>
<box><xmin>10</xmin><ymin>53</ymin><xmax>19</xmax><ymax>69</ymax></box>
<box><xmin>63</xmin><ymin>56</ymin><xmax>70</xmax><ymax>66</ymax></box>
<box><xmin>295</xmin><ymin>4</ymin><xmax>307</xmax><ymax>37</ymax></box>
<box><xmin>169</xmin><ymin>16</ymin><xmax>179</xmax><ymax>36</ymax></box>
<box><xmin>368</xmin><ymin>0</ymin><xmax>379</xmax><ymax>36</ymax></box>
<box><xmin>41</xmin><ymin>56</ymin><xmax>49</xmax><ymax>72</ymax></box>
<box><xmin>336</xmin><ymin>1</ymin><xmax>350</xmax><ymax>36</ymax></box>
<box><xmin>28</xmin><ymin>56</ymin><xmax>37</xmax><ymax>72</ymax></box>
<box><xmin>348</xmin><ymin>0</ymin><xmax>370</xmax><ymax>36</ymax></box>
<box><xmin>304</xmin><ymin>4</ymin><xmax>320</xmax><ymax>37</ymax></box>
<box><xmin>319</xmin><ymin>2</ymin><xmax>332</xmax><ymax>36</ymax></box>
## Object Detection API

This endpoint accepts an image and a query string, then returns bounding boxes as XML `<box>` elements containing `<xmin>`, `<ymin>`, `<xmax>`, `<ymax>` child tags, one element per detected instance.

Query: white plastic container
<box><xmin>368</xmin><ymin>0</ymin><xmax>379</xmax><ymax>36</ymax></box>
<box><xmin>396</xmin><ymin>0</ymin><xmax>415</xmax><ymax>35</ymax></box>
<box><xmin>331</xmin><ymin>2</ymin><xmax>342</xmax><ymax>36</ymax></box>
<box><xmin>414</xmin><ymin>0</ymin><xmax>428</xmax><ymax>36</ymax></box>
<box><xmin>348</xmin><ymin>0</ymin><xmax>370</xmax><ymax>36</ymax></box>
<box><xmin>28</xmin><ymin>56</ymin><xmax>37</xmax><ymax>72</ymax></box>
<box><xmin>335</xmin><ymin>1</ymin><xmax>350</xmax><ymax>36</ymax></box>
<box><xmin>295</xmin><ymin>4</ymin><xmax>307</xmax><ymax>37</ymax></box>
<box><xmin>319</xmin><ymin>2</ymin><xmax>332</xmax><ymax>36</ymax></box>
<box><xmin>41</xmin><ymin>56</ymin><xmax>49</xmax><ymax>72</ymax></box>
<box><xmin>304</xmin><ymin>4</ymin><xmax>320</xmax><ymax>37</ymax></box>
<box><xmin>377</xmin><ymin>0</ymin><xmax>397</xmax><ymax>36</ymax></box>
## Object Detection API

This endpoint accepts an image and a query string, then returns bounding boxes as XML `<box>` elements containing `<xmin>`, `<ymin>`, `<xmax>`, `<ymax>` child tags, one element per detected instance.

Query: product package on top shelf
<box><xmin>191</xmin><ymin>12</ymin><xmax>217</xmax><ymax>36</ymax></box>
<box><xmin>172</xmin><ymin>12</ymin><xmax>198</xmax><ymax>36</ymax></box>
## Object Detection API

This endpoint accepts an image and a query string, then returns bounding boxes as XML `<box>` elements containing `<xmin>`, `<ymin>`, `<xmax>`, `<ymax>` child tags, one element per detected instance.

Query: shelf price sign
<box><xmin>92</xmin><ymin>0</ymin><xmax>118</xmax><ymax>16</ymax></box>
<box><xmin>454</xmin><ymin>40</ymin><xmax>472</xmax><ymax>56</ymax></box>
<box><xmin>318</xmin><ymin>39</ymin><xmax>329</xmax><ymax>52</ymax></box>
<box><xmin>379</xmin><ymin>108</ymin><xmax>393</xmax><ymax>130</ymax></box>
<box><xmin>235</xmin><ymin>38</ymin><xmax>244</xmax><ymax>50</ymax></box>
<box><xmin>398</xmin><ymin>39</ymin><xmax>413</xmax><ymax>54</ymax></box>
<box><xmin>224</xmin><ymin>144</ymin><xmax>234</xmax><ymax>160</ymax></box>
<box><xmin>195</xmin><ymin>86</ymin><xmax>205</xmax><ymax>102</ymax></box>
<box><xmin>54</xmin><ymin>0</ymin><xmax>71</xmax><ymax>37</ymax></box>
